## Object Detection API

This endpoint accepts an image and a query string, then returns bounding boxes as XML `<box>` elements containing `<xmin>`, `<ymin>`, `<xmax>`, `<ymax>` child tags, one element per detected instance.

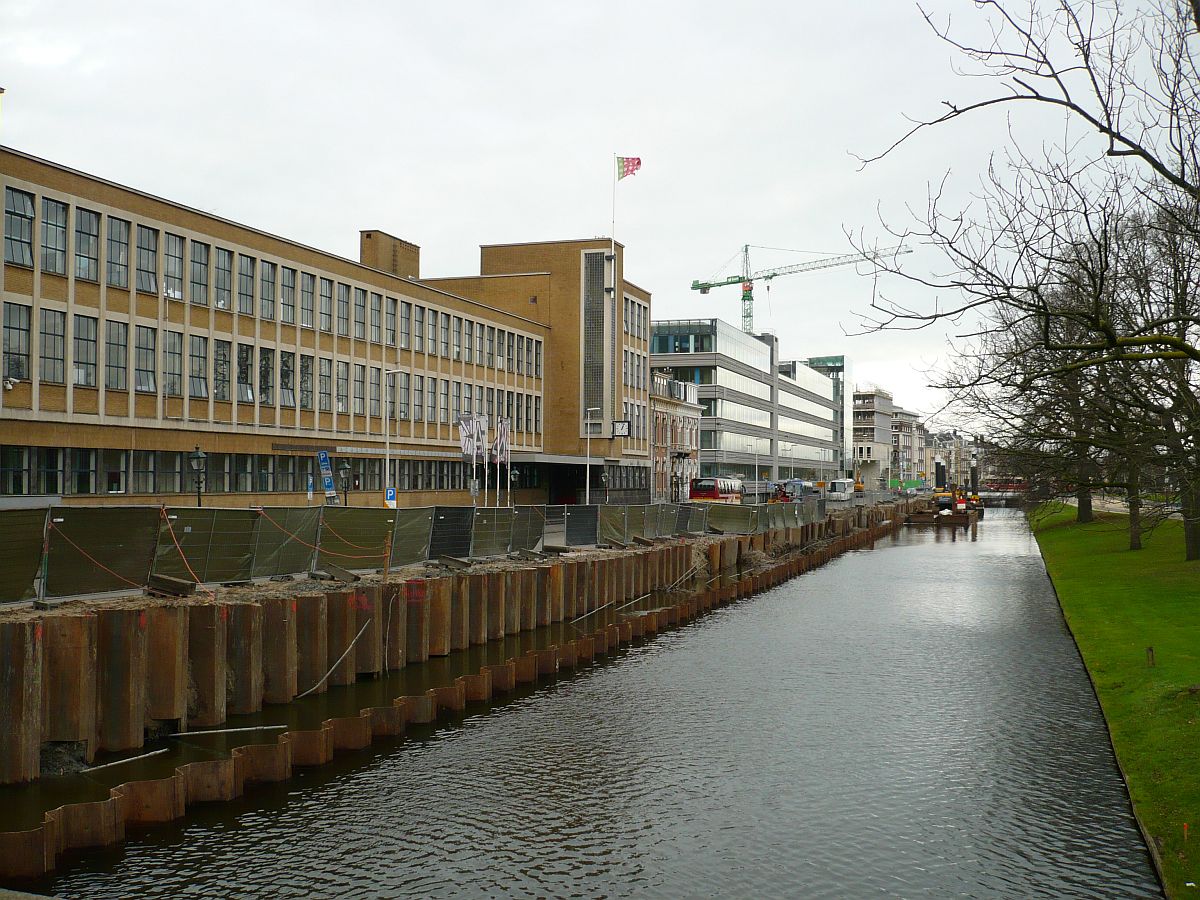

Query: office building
<box><xmin>852</xmin><ymin>385</ymin><xmax>894</xmax><ymax>489</ymax></box>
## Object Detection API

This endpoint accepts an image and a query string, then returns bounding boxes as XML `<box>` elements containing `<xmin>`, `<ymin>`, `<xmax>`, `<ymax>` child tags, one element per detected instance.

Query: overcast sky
<box><xmin>1</xmin><ymin>0</ymin><xmax>1034</xmax><ymax>420</ymax></box>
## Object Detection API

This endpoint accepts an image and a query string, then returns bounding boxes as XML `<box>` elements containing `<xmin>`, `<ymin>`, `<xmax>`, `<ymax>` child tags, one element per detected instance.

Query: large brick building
<box><xmin>0</xmin><ymin>147</ymin><xmax>661</xmax><ymax>507</ymax></box>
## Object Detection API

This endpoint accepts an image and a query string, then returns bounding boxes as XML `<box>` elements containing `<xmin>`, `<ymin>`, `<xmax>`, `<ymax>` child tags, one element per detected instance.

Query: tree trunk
<box><xmin>1181</xmin><ymin>482</ymin><xmax>1200</xmax><ymax>561</ymax></box>
<box><xmin>1127</xmin><ymin>464</ymin><xmax>1142</xmax><ymax>551</ymax></box>
<box><xmin>1075</xmin><ymin>485</ymin><xmax>1094</xmax><ymax>523</ymax></box>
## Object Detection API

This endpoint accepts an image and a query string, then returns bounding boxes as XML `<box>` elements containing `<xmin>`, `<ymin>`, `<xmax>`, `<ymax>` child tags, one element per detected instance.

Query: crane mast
<box><xmin>691</xmin><ymin>244</ymin><xmax>912</xmax><ymax>333</ymax></box>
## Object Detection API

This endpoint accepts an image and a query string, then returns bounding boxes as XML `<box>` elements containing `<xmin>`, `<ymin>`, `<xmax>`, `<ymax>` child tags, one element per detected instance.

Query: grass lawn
<box><xmin>1033</xmin><ymin>506</ymin><xmax>1200</xmax><ymax>897</ymax></box>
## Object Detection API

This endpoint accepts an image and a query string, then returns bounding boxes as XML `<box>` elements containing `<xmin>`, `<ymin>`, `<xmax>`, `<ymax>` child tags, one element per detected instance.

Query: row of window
<box><xmin>620</xmin><ymin>401</ymin><xmax>650</xmax><ymax>441</ymax></box>
<box><xmin>623</xmin><ymin>297</ymin><xmax>649</xmax><ymax>341</ymax></box>
<box><xmin>1</xmin><ymin>302</ymin><xmax>543</xmax><ymax>433</ymax></box>
<box><xmin>2</xmin><ymin>188</ymin><xmax>543</xmax><ymax>372</ymax></box>
<box><xmin>0</xmin><ymin>446</ymin><xmax>541</xmax><ymax>497</ymax></box>
<box><xmin>622</xmin><ymin>349</ymin><xmax>649</xmax><ymax>391</ymax></box>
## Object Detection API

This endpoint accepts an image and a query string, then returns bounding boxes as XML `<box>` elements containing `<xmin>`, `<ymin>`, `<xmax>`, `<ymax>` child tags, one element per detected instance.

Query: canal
<box><xmin>28</xmin><ymin>509</ymin><xmax>1159</xmax><ymax>897</ymax></box>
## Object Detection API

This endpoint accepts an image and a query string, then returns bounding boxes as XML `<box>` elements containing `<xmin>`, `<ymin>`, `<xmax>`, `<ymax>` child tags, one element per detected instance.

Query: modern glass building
<box><xmin>650</xmin><ymin>318</ymin><xmax>839</xmax><ymax>481</ymax></box>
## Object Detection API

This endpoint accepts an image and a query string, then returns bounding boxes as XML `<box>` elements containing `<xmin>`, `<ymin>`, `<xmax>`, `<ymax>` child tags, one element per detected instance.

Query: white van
<box><xmin>826</xmin><ymin>478</ymin><xmax>855</xmax><ymax>501</ymax></box>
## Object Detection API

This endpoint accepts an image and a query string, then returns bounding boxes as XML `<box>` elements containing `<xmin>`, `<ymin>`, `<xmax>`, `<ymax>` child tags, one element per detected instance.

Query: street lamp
<box><xmin>339</xmin><ymin>460</ymin><xmax>351</xmax><ymax>507</ymax></box>
<box><xmin>600</xmin><ymin>469</ymin><xmax>609</xmax><ymax>505</ymax></box>
<box><xmin>188</xmin><ymin>446</ymin><xmax>206</xmax><ymax>507</ymax></box>
<box><xmin>584</xmin><ymin>406</ymin><xmax>601</xmax><ymax>504</ymax></box>
<box><xmin>509</xmin><ymin>467</ymin><xmax>519</xmax><ymax>508</ymax></box>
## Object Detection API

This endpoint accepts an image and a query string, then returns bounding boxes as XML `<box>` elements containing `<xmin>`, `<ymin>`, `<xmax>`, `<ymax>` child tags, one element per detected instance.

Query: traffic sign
<box><xmin>384</xmin><ymin>487</ymin><xmax>397</xmax><ymax>509</ymax></box>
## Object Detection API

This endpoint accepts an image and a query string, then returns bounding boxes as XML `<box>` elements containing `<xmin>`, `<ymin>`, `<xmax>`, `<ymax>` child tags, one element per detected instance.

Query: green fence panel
<box><xmin>153</xmin><ymin>508</ymin><xmax>256</xmax><ymax>583</ymax></box>
<box><xmin>511</xmin><ymin>505</ymin><xmax>545</xmax><ymax>553</ymax></box>
<box><xmin>598</xmin><ymin>505</ymin><xmax>628</xmax><ymax>545</ymax></box>
<box><xmin>0</xmin><ymin>508</ymin><xmax>47</xmax><ymax>603</ymax></box>
<box><xmin>390</xmin><ymin>507</ymin><xmax>434</xmax><ymax>567</ymax></box>
<box><xmin>704</xmin><ymin>504</ymin><xmax>756</xmax><ymax>535</ymax></box>
<box><xmin>252</xmin><ymin>507</ymin><xmax>321</xmax><ymax>578</ymax></box>
<box><xmin>625</xmin><ymin>505</ymin><xmax>647</xmax><ymax>541</ymax></box>
<box><xmin>48</xmin><ymin>506</ymin><xmax>159</xmax><ymax>597</ymax></box>
<box><xmin>319</xmin><ymin>508</ymin><xmax>394</xmax><ymax>572</ymax></box>
<box><xmin>471</xmin><ymin>507</ymin><xmax>515</xmax><ymax>558</ymax></box>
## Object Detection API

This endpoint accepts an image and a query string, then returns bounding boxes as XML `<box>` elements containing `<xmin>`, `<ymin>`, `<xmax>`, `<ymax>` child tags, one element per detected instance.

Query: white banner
<box><xmin>492</xmin><ymin>416</ymin><xmax>510</xmax><ymax>465</ymax></box>
<box><xmin>458</xmin><ymin>415</ymin><xmax>475</xmax><ymax>458</ymax></box>
<box><xmin>473</xmin><ymin>414</ymin><xmax>488</xmax><ymax>461</ymax></box>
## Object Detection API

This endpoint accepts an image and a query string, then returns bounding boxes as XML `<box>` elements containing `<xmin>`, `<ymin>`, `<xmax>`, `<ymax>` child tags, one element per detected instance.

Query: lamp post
<box><xmin>584</xmin><ymin>406</ymin><xmax>601</xmax><ymax>504</ymax></box>
<box><xmin>600</xmin><ymin>470</ymin><xmax>608</xmax><ymax>505</ymax></box>
<box><xmin>339</xmin><ymin>460</ymin><xmax>351</xmax><ymax>507</ymax></box>
<box><xmin>509</xmin><ymin>467</ymin><xmax>519</xmax><ymax>508</ymax></box>
<box><xmin>384</xmin><ymin>368</ymin><xmax>404</xmax><ymax>496</ymax></box>
<box><xmin>188</xmin><ymin>446</ymin><xmax>206</xmax><ymax>507</ymax></box>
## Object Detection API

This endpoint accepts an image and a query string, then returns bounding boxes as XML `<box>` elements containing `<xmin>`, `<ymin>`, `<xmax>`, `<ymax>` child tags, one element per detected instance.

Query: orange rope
<box><xmin>158</xmin><ymin>508</ymin><xmax>217</xmax><ymax>599</ymax></box>
<box><xmin>318</xmin><ymin>517</ymin><xmax>387</xmax><ymax>553</ymax></box>
<box><xmin>257</xmin><ymin>509</ymin><xmax>387</xmax><ymax>561</ymax></box>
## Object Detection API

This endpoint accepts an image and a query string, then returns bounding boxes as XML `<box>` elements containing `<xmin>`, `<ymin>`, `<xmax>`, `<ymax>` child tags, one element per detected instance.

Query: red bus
<box><xmin>689</xmin><ymin>477</ymin><xmax>744</xmax><ymax>503</ymax></box>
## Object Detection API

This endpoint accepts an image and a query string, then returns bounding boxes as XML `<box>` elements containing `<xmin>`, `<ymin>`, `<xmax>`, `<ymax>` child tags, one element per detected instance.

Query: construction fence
<box><xmin>0</xmin><ymin>498</ymin><xmax>823</xmax><ymax>605</ymax></box>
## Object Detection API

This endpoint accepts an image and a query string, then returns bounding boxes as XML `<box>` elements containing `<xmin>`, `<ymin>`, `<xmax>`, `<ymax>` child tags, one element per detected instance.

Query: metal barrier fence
<box><xmin>0</xmin><ymin>498</ymin><xmax>827</xmax><ymax>604</ymax></box>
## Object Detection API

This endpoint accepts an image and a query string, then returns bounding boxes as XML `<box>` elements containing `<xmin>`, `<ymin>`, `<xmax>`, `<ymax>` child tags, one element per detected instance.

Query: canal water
<box><xmin>26</xmin><ymin>509</ymin><xmax>1158</xmax><ymax>898</ymax></box>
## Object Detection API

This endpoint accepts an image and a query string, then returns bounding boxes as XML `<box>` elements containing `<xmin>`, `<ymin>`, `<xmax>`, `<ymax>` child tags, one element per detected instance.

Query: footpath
<box><xmin>1033</xmin><ymin>507</ymin><xmax>1199</xmax><ymax>897</ymax></box>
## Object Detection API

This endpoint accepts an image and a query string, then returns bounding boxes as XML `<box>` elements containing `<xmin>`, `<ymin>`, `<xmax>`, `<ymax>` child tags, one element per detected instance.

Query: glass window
<box><xmin>214</xmin><ymin>248</ymin><xmax>233</xmax><ymax>309</ymax></box>
<box><xmin>427</xmin><ymin>377</ymin><xmax>437</xmax><ymax>423</ymax></box>
<box><xmin>337</xmin><ymin>283</ymin><xmax>351</xmax><ymax>336</ymax></box>
<box><xmin>526</xmin><ymin>337</ymin><xmax>534</xmax><ymax>375</ymax></box>
<box><xmin>2</xmin><ymin>302</ymin><xmax>30</xmax><ymax>380</ymax></box>
<box><xmin>299</xmin><ymin>354</ymin><xmax>313</xmax><ymax>410</ymax></box>
<box><xmin>164</xmin><ymin>233</ymin><xmax>184</xmax><ymax>299</ymax></box>
<box><xmin>487</xmin><ymin>327</ymin><xmax>495</xmax><ymax>367</ymax></box>
<box><xmin>535</xmin><ymin>340</ymin><xmax>542</xmax><ymax>376</ymax></box>
<box><xmin>506</xmin><ymin>332</ymin><xmax>515</xmax><ymax>371</ymax></box>
<box><xmin>369</xmin><ymin>366</ymin><xmax>380</xmax><ymax>416</ymax></box>
<box><xmin>281</xmin><ymin>267</ymin><xmax>296</xmax><ymax>324</ymax></box>
<box><xmin>260</xmin><ymin>261</ymin><xmax>276</xmax><ymax>320</ymax></box>
<box><xmin>189</xmin><ymin>334</ymin><xmax>208</xmax><ymax>399</ymax></box>
<box><xmin>42</xmin><ymin>198</ymin><xmax>69</xmax><ymax>274</ymax></box>
<box><xmin>163</xmin><ymin>330</ymin><xmax>183</xmax><ymax>396</ymax></box>
<box><xmin>453</xmin><ymin>316</ymin><xmax>462</xmax><ymax>360</ymax></box>
<box><xmin>318</xmin><ymin>357</ymin><xmax>332</xmax><ymax>411</ymax></box>
<box><xmin>429</xmin><ymin>309</ymin><xmax>439</xmax><ymax>354</ymax></box>
<box><xmin>69</xmin><ymin>448</ymin><xmax>96</xmax><ymax>495</ymax></box>
<box><xmin>370</xmin><ymin>292</ymin><xmax>382</xmax><ymax>342</ymax></box>
<box><xmin>475</xmin><ymin>323</ymin><xmax>484</xmax><ymax>361</ymax></box>
<box><xmin>259</xmin><ymin>347</ymin><xmax>274</xmax><ymax>405</ymax></box>
<box><xmin>40</xmin><ymin>309</ymin><xmax>65</xmax><ymax>383</ymax></box>
<box><xmin>400</xmin><ymin>301</ymin><xmax>411</xmax><ymax>349</ymax></box>
<box><xmin>397</xmin><ymin>371</ymin><xmax>410</xmax><ymax>420</ymax></box>
<box><xmin>106</xmin><ymin>217</ymin><xmax>130</xmax><ymax>288</ymax></box>
<box><xmin>190</xmin><ymin>241</ymin><xmax>209</xmax><ymax>305</ymax></box>
<box><xmin>336</xmin><ymin>361</ymin><xmax>349</xmax><ymax>413</ymax></box>
<box><xmin>413</xmin><ymin>305</ymin><xmax>425</xmax><ymax>352</ymax></box>
<box><xmin>452</xmin><ymin>380</ymin><xmax>461</xmax><ymax>420</ymax></box>
<box><xmin>534</xmin><ymin>396</ymin><xmax>541</xmax><ymax>433</ymax></box>
<box><xmin>385</xmin><ymin>297</ymin><xmax>396</xmax><ymax>345</ymax></box>
<box><xmin>236</xmin><ymin>343</ymin><xmax>254</xmax><ymax>402</ymax></box>
<box><xmin>439</xmin><ymin>378</ymin><xmax>449</xmax><ymax>423</ymax></box>
<box><xmin>353</xmin><ymin>363</ymin><xmax>365</xmax><ymax>414</ymax></box>
<box><xmin>496</xmin><ymin>329</ymin><xmax>505</xmax><ymax>369</ymax></box>
<box><xmin>439</xmin><ymin>312</ymin><xmax>450</xmax><ymax>357</ymax></box>
<box><xmin>280</xmin><ymin>350</ymin><xmax>295</xmax><ymax>407</ymax></box>
<box><xmin>463</xmin><ymin>320</ymin><xmax>473</xmax><ymax>363</ymax></box>
<box><xmin>74</xmin><ymin>208</ymin><xmax>100</xmax><ymax>281</ymax></box>
<box><xmin>105</xmin><ymin>320</ymin><xmax>127</xmax><ymax>390</ymax></box>
<box><xmin>319</xmin><ymin>278</ymin><xmax>333</xmax><ymax>331</ymax></box>
<box><xmin>238</xmin><ymin>255</ymin><xmax>255</xmax><ymax>314</ymax></box>
<box><xmin>3</xmin><ymin>188</ymin><xmax>35</xmax><ymax>267</ymax></box>
<box><xmin>300</xmin><ymin>273</ymin><xmax>315</xmax><ymax>327</ymax></box>
<box><xmin>213</xmin><ymin>340</ymin><xmax>230</xmax><ymax>401</ymax></box>
<box><xmin>134</xmin><ymin>325</ymin><xmax>157</xmax><ymax>393</ymax></box>
<box><xmin>319</xmin><ymin>360</ymin><xmax>333</xmax><ymax>415</ymax></box>
<box><xmin>73</xmin><ymin>314</ymin><xmax>97</xmax><ymax>387</ymax></box>
<box><xmin>135</xmin><ymin>225</ymin><xmax>158</xmax><ymax>293</ymax></box>
<box><xmin>516</xmin><ymin>335</ymin><xmax>524</xmax><ymax>374</ymax></box>
<box><xmin>413</xmin><ymin>374</ymin><xmax>424</xmax><ymax>421</ymax></box>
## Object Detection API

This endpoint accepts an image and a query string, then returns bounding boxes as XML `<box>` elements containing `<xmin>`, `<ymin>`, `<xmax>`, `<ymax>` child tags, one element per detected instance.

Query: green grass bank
<box><xmin>1033</xmin><ymin>507</ymin><xmax>1200</xmax><ymax>896</ymax></box>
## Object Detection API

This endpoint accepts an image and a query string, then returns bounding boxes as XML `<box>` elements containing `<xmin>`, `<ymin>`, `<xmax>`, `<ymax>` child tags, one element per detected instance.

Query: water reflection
<box><xmin>28</xmin><ymin>510</ymin><xmax>1158</xmax><ymax>898</ymax></box>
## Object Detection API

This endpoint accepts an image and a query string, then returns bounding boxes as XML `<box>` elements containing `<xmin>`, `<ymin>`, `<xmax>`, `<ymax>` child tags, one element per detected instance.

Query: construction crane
<box><xmin>691</xmin><ymin>244</ymin><xmax>912</xmax><ymax>334</ymax></box>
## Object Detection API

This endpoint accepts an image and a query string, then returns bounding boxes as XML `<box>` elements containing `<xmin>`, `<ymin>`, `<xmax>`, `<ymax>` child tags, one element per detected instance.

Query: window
<box><xmin>397</xmin><ymin>371</ymin><xmax>410</xmax><ymax>420</ymax></box>
<box><xmin>487</xmin><ymin>327</ymin><xmax>495</xmax><ymax>366</ymax></box>
<box><xmin>414</xmin><ymin>306</ymin><xmax>425</xmax><ymax>352</ymax></box>
<box><xmin>516</xmin><ymin>335</ymin><xmax>524</xmax><ymax>374</ymax></box>
<box><xmin>236</xmin><ymin>344</ymin><xmax>254</xmax><ymax>402</ymax></box>
<box><xmin>400</xmin><ymin>301</ymin><xmax>411</xmax><ymax>348</ymax></box>
<box><xmin>535</xmin><ymin>340</ymin><xmax>542</xmax><ymax>376</ymax></box>
<box><xmin>164</xmin><ymin>233</ymin><xmax>184</xmax><ymax>299</ymax></box>
<box><xmin>427</xmin><ymin>377</ymin><xmax>437</xmax><ymax>422</ymax></box>
<box><xmin>526</xmin><ymin>337</ymin><xmax>534</xmax><ymax>375</ymax></box>
<box><xmin>463</xmin><ymin>320</ymin><xmax>473</xmax><ymax>363</ymax></box>
<box><xmin>190</xmin><ymin>242</ymin><xmax>209</xmax><ymax>305</ymax></box>
<box><xmin>213</xmin><ymin>340</ymin><xmax>230</xmax><ymax>401</ymax></box>
<box><xmin>300</xmin><ymin>273</ymin><xmax>315</xmax><ymax>327</ymax></box>
<box><xmin>41</xmin><ymin>198</ymin><xmax>69</xmax><ymax>274</ymax></box>
<box><xmin>278</xmin><ymin>352</ymin><xmax>295</xmax><ymax>408</ymax></box>
<box><xmin>135</xmin><ymin>225</ymin><xmax>158</xmax><ymax>293</ymax></box>
<box><xmin>3</xmin><ymin>188</ymin><xmax>34</xmax><ymax>267</ymax></box>
<box><xmin>464</xmin><ymin>383</ymin><xmax>473</xmax><ymax>415</ymax></box>
<box><xmin>337</xmin><ymin>283</ymin><xmax>351</xmax><ymax>336</ymax></box>
<box><xmin>105</xmin><ymin>321</ymin><xmax>127</xmax><ymax>390</ymax></box>
<box><xmin>413</xmin><ymin>375</ymin><xmax>424</xmax><ymax>421</ymax></box>
<box><xmin>189</xmin><ymin>334</ymin><xmax>208</xmax><ymax>399</ymax></box>
<box><xmin>506</xmin><ymin>332</ymin><xmax>515</xmax><ymax>372</ymax></box>
<box><xmin>106</xmin><ymin>217</ymin><xmax>130</xmax><ymax>288</ymax></box>
<box><xmin>75</xmin><ymin>209</ymin><xmax>100</xmax><ymax>281</ymax></box>
<box><xmin>535</xmin><ymin>396</ymin><xmax>541</xmax><ymax>433</ymax></box>
<box><xmin>452</xmin><ymin>380</ymin><xmax>461</xmax><ymax>420</ymax></box>
<box><xmin>281</xmin><ymin>267</ymin><xmax>296</xmax><ymax>324</ymax></box>
<box><xmin>299</xmin><ymin>354</ymin><xmax>313</xmax><ymax>410</ymax></box>
<box><xmin>336</xmin><ymin>361</ymin><xmax>349</xmax><ymax>413</ymax></box>
<box><xmin>39</xmin><ymin>309</ymin><xmax>65</xmax><ymax>383</ymax></box>
<box><xmin>370</xmin><ymin>292</ymin><xmax>382</xmax><ymax>342</ymax></box>
<box><xmin>353</xmin><ymin>363</ymin><xmax>365</xmax><ymax>414</ymax></box>
<box><xmin>439</xmin><ymin>378</ymin><xmax>449</xmax><ymax>423</ymax></box>
<box><xmin>429</xmin><ymin>309</ymin><xmax>439</xmax><ymax>354</ymax></box>
<box><xmin>624</xmin><ymin>298</ymin><xmax>630</xmax><ymax>334</ymax></box>
<box><xmin>163</xmin><ymin>331</ymin><xmax>183</xmax><ymax>396</ymax></box>
<box><xmin>453</xmin><ymin>317</ymin><xmax>462</xmax><ymax>360</ymax></box>
<box><xmin>475</xmin><ymin>324</ymin><xmax>484</xmax><ymax>361</ymax></box>
<box><xmin>69</xmin><ymin>448</ymin><xmax>96</xmax><ymax>495</ymax></box>
<box><xmin>73</xmin><ymin>315</ymin><xmax>97</xmax><ymax>387</ymax></box>
<box><xmin>386</xmin><ymin>297</ymin><xmax>397</xmax><ymax>345</ymax></box>
<box><xmin>215</xmin><ymin>248</ymin><xmax>232</xmax><ymax>309</ymax></box>
<box><xmin>319</xmin><ymin>278</ymin><xmax>333</xmax><ymax>331</ymax></box>
<box><xmin>319</xmin><ymin>357</ymin><xmax>332</xmax><ymax>411</ymax></box>
<box><xmin>238</xmin><ymin>255</ymin><xmax>255</xmax><ymax>314</ymax></box>
<box><xmin>516</xmin><ymin>392</ymin><xmax>523</xmax><ymax>431</ymax></box>
<box><xmin>487</xmin><ymin>387</ymin><xmax>495</xmax><ymax>417</ymax></box>
<box><xmin>2</xmin><ymin>302</ymin><xmax>30</xmax><ymax>379</ymax></box>
<box><xmin>134</xmin><ymin>326</ymin><xmax>157</xmax><ymax>393</ymax></box>
<box><xmin>260</xmin><ymin>261</ymin><xmax>276</xmax><ymax>319</ymax></box>
<box><xmin>496</xmin><ymin>329</ymin><xmax>505</xmax><ymax>369</ymax></box>
<box><xmin>439</xmin><ymin>312</ymin><xmax>450</xmax><ymax>357</ymax></box>
<box><xmin>259</xmin><ymin>347</ymin><xmax>274</xmax><ymax>405</ymax></box>
<box><xmin>369</xmin><ymin>366</ymin><xmax>380</xmax><ymax>417</ymax></box>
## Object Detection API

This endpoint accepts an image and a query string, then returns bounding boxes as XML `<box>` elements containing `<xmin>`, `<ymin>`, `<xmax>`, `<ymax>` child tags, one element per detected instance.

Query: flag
<box><xmin>458</xmin><ymin>416</ymin><xmax>475</xmax><ymax>458</ymax></box>
<box><xmin>492</xmin><ymin>417</ymin><xmax>510</xmax><ymax>465</ymax></box>
<box><xmin>617</xmin><ymin>156</ymin><xmax>642</xmax><ymax>180</ymax></box>
<box><xmin>473</xmin><ymin>414</ymin><xmax>488</xmax><ymax>461</ymax></box>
